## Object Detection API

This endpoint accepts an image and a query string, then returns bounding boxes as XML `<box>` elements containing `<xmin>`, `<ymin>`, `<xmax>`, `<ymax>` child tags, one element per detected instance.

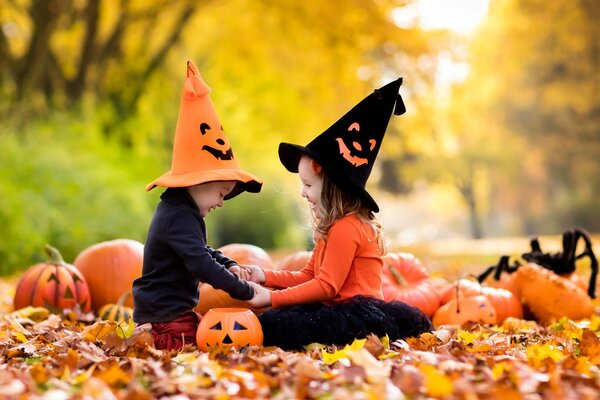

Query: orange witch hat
<box><xmin>146</xmin><ymin>60</ymin><xmax>262</xmax><ymax>199</ymax></box>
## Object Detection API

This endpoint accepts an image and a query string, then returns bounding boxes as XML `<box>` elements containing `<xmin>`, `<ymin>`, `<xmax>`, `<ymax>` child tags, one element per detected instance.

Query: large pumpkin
<box><xmin>275</xmin><ymin>250</ymin><xmax>312</xmax><ymax>271</ymax></box>
<box><xmin>514</xmin><ymin>262</ymin><xmax>594</xmax><ymax>324</ymax></box>
<box><xmin>196</xmin><ymin>308</ymin><xmax>263</xmax><ymax>351</ymax></box>
<box><xmin>195</xmin><ymin>243</ymin><xmax>273</xmax><ymax>315</ymax></box>
<box><xmin>74</xmin><ymin>239</ymin><xmax>143</xmax><ymax>311</ymax></box>
<box><xmin>380</xmin><ymin>252</ymin><xmax>440</xmax><ymax>317</ymax></box>
<box><xmin>217</xmin><ymin>243</ymin><xmax>273</xmax><ymax>268</ymax></box>
<box><xmin>14</xmin><ymin>245</ymin><xmax>92</xmax><ymax>313</ymax></box>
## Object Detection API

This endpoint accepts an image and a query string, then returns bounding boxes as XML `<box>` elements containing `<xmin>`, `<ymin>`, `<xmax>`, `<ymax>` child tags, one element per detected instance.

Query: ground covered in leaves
<box><xmin>1</xmin><ymin>282</ymin><xmax>600</xmax><ymax>399</ymax></box>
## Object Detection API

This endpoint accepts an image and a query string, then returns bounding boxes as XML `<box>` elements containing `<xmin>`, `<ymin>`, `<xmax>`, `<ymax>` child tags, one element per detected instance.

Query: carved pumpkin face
<box><xmin>199</xmin><ymin>122</ymin><xmax>233</xmax><ymax>160</ymax></box>
<box><xmin>196</xmin><ymin>308</ymin><xmax>263</xmax><ymax>351</ymax></box>
<box><xmin>336</xmin><ymin>122</ymin><xmax>377</xmax><ymax>167</ymax></box>
<box><xmin>13</xmin><ymin>245</ymin><xmax>92</xmax><ymax>313</ymax></box>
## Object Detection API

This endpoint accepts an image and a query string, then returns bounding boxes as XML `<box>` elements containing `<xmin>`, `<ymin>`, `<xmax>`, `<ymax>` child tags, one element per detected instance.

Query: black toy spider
<box><xmin>478</xmin><ymin>228</ymin><xmax>598</xmax><ymax>299</ymax></box>
<box><xmin>521</xmin><ymin>228</ymin><xmax>597</xmax><ymax>298</ymax></box>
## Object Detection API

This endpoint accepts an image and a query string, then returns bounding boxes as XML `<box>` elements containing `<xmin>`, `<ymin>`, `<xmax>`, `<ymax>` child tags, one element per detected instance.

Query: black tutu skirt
<box><xmin>258</xmin><ymin>295</ymin><xmax>434</xmax><ymax>350</ymax></box>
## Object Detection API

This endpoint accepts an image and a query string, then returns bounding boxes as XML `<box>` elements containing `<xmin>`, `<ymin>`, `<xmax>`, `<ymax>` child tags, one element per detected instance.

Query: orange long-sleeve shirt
<box><xmin>264</xmin><ymin>214</ymin><xmax>384</xmax><ymax>308</ymax></box>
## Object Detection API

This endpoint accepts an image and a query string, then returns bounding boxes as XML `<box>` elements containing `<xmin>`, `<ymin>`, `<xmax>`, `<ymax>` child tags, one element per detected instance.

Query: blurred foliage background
<box><xmin>0</xmin><ymin>0</ymin><xmax>598</xmax><ymax>274</ymax></box>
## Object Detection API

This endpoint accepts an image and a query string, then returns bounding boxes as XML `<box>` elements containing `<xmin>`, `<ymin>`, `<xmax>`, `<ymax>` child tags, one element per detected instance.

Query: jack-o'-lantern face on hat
<box><xmin>199</xmin><ymin>122</ymin><xmax>233</xmax><ymax>160</ymax></box>
<box><xmin>336</xmin><ymin>122</ymin><xmax>377</xmax><ymax>167</ymax></box>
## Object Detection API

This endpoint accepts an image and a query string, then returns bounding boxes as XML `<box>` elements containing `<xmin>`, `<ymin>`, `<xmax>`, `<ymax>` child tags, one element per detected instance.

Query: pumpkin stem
<box><xmin>44</xmin><ymin>244</ymin><xmax>65</xmax><ymax>265</ymax></box>
<box><xmin>116</xmin><ymin>291</ymin><xmax>132</xmax><ymax>306</ymax></box>
<box><xmin>388</xmin><ymin>265</ymin><xmax>408</xmax><ymax>286</ymax></box>
<box><xmin>455</xmin><ymin>280</ymin><xmax>461</xmax><ymax>314</ymax></box>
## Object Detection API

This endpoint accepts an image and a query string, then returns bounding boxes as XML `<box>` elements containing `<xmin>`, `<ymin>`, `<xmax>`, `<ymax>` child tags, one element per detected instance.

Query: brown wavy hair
<box><xmin>312</xmin><ymin>165</ymin><xmax>386</xmax><ymax>254</ymax></box>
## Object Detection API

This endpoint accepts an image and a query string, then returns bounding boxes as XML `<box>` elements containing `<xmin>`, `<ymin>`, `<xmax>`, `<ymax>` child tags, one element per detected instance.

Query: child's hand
<box><xmin>239</xmin><ymin>265</ymin><xmax>266</xmax><ymax>284</ymax></box>
<box><xmin>247</xmin><ymin>282</ymin><xmax>271</xmax><ymax>308</ymax></box>
<box><xmin>229</xmin><ymin>265</ymin><xmax>250</xmax><ymax>280</ymax></box>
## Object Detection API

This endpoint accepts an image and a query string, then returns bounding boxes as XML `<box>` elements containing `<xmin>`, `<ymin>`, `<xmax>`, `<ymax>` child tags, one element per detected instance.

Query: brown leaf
<box><xmin>579</xmin><ymin>329</ymin><xmax>600</xmax><ymax>357</ymax></box>
<box><xmin>363</xmin><ymin>334</ymin><xmax>385</xmax><ymax>358</ymax></box>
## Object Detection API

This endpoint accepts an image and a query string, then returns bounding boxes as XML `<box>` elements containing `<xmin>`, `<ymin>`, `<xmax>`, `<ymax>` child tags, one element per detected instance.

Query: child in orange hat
<box><xmin>133</xmin><ymin>61</ymin><xmax>263</xmax><ymax>351</ymax></box>
<box><xmin>242</xmin><ymin>79</ymin><xmax>433</xmax><ymax>350</ymax></box>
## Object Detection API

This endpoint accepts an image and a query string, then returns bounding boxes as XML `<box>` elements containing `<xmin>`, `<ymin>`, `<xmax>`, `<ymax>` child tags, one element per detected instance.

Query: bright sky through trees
<box><xmin>393</xmin><ymin>0</ymin><xmax>490</xmax><ymax>34</ymax></box>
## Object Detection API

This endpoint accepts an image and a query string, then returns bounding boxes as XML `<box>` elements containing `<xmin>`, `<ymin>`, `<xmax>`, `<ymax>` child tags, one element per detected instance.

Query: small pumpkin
<box><xmin>432</xmin><ymin>294</ymin><xmax>497</xmax><ymax>327</ymax></box>
<box><xmin>196</xmin><ymin>243</ymin><xmax>273</xmax><ymax>315</ymax></box>
<box><xmin>480</xmin><ymin>286</ymin><xmax>523</xmax><ymax>324</ymax></box>
<box><xmin>97</xmin><ymin>292</ymin><xmax>133</xmax><ymax>322</ymax></box>
<box><xmin>380</xmin><ymin>252</ymin><xmax>440</xmax><ymax>317</ymax></box>
<box><xmin>196</xmin><ymin>307</ymin><xmax>263</xmax><ymax>351</ymax></box>
<box><xmin>275</xmin><ymin>250</ymin><xmax>312</xmax><ymax>271</ymax></box>
<box><xmin>74</xmin><ymin>239</ymin><xmax>143</xmax><ymax>311</ymax></box>
<box><xmin>514</xmin><ymin>262</ymin><xmax>594</xmax><ymax>324</ymax></box>
<box><xmin>13</xmin><ymin>244</ymin><xmax>92</xmax><ymax>313</ymax></box>
<box><xmin>438</xmin><ymin>278</ymin><xmax>522</xmax><ymax>324</ymax></box>
<box><xmin>437</xmin><ymin>278</ymin><xmax>482</xmax><ymax>305</ymax></box>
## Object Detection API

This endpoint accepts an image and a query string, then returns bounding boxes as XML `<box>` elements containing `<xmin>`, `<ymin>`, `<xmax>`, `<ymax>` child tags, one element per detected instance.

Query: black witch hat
<box><xmin>279</xmin><ymin>78</ymin><xmax>406</xmax><ymax>212</ymax></box>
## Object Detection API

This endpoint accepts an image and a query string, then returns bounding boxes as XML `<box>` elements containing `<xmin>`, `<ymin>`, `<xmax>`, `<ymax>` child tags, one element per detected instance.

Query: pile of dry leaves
<box><xmin>1</xmin><ymin>301</ymin><xmax>599</xmax><ymax>399</ymax></box>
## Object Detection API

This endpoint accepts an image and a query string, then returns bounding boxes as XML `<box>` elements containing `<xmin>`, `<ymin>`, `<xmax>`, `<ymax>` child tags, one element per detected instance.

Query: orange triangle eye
<box><xmin>369</xmin><ymin>139</ymin><xmax>376</xmax><ymax>150</ymax></box>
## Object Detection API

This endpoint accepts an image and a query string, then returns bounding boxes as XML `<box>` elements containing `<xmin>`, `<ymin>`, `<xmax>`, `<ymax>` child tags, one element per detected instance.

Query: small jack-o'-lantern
<box><xmin>336</xmin><ymin>122</ymin><xmax>377</xmax><ymax>167</ymax></box>
<box><xmin>199</xmin><ymin>122</ymin><xmax>233</xmax><ymax>160</ymax></box>
<box><xmin>196</xmin><ymin>308</ymin><xmax>263</xmax><ymax>351</ymax></box>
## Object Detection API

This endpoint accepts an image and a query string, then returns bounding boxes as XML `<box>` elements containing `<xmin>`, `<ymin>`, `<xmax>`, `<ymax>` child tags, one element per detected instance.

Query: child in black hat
<box><xmin>242</xmin><ymin>79</ymin><xmax>434</xmax><ymax>350</ymax></box>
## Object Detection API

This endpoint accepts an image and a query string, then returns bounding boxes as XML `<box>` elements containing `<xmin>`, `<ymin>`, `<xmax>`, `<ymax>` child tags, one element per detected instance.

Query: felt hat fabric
<box><xmin>278</xmin><ymin>78</ymin><xmax>405</xmax><ymax>212</ymax></box>
<box><xmin>147</xmin><ymin>61</ymin><xmax>262</xmax><ymax>199</ymax></box>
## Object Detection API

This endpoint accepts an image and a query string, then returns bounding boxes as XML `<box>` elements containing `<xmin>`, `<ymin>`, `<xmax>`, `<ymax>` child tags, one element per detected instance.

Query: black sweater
<box><xmin>133</xmin><ymin>188</ymin><xmax>254</xmax><ymax>323</ymax></box>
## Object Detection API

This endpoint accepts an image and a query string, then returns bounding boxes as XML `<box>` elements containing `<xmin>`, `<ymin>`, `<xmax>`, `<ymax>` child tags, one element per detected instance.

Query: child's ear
<box><xmin>310</xmin><ymin>160</ymin><xmax>323</xmax><ymax>175</ymax></box>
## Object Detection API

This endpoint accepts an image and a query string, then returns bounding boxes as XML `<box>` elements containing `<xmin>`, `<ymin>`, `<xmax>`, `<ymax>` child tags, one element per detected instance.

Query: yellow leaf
<box><xmin>116</xmin><ymin>318</ymin><xmax>135</xmax><ymax>339</ymax></box>
<box><xmin>419</xmin><ymin>364</ymin><xmax>453</xmax><ymax>397</ymax></box>
<box><xmin>82</xmin><ymin>321</ymin><xmax>116</xmax><ymax>342</ymax></box>
<box><xmin>12</xmin><ymin>306</ymin><xmax>50</xmax><ymax>321</ymax></box>
<box><xmin>590</xmin><ymin>314</ymin><xmax>600</xmax><ymax>331</ymax></box>
<box><xmin>13</xmin><ymin>331</ymin><xmax>27</xmax><ymax>343</ymax></box>
<box><xmin>526</xmin><ymin>342</ymin><xmax>565</xmax><ymax>367</ymax></box>
<box><xmin>321</xmin><ymin>338</ymin><xmax>366</xmax><ymax>364</ymax></box>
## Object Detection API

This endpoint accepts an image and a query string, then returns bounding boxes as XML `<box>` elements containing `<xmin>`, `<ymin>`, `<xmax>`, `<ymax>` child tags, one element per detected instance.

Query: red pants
<box><xmin>151</xmin><ymin>310</ymin><xmax>201</xmax><ymax>351</ymax></box>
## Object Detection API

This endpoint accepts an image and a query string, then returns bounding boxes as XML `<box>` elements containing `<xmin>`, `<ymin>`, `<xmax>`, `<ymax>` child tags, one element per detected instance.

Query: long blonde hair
<box><xmin>312</xmin><ymin>164</ymin><xmax>386</xmax><ymax>254</ymax></box>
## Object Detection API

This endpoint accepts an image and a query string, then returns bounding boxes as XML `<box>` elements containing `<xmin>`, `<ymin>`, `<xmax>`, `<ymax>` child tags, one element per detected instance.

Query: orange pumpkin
<box><xmin>275</xmin><ymin>250</ymin><xmax>312</xmax><ymax>271</ymax></box>
<box><xmin>480</xmin><ymin>286</ymin><xmax>523</xmax><ymax>324</ymax></box>
<box><xmin>438</xmin><ymin>278</ymin><xmax>522</xmax><ymax>324</ymax></box>
<box><xmin>432</xmin><ymin>294</ymin><xmax>497</xmax><ymax>327</ymax></box>
<box><xmin>438</xmin><ymin>278</ymin><xmax>482</xmax><ymax>305</ymax></box>
<box><xmin>196</xmin><ymin>308</ymin><xmax>263</xmax><ymax>351</ymax></box>
<box><xmin>514</xmin><ymin>262</ymin><xmax>594</xmax><ymax>324</ymax></box>
<box><xmin>380</xmin><ymin>252</ymin><xmax>440</xmax><ymax>317</ymax></box>
<box><xmin>73</xmin><ymin>239</ymin><xmax>143</xmax><ymax>311</ymax></box>
<box><xmin>196</xmin><ymin>243</ymin><xmax>273</xmax><ymax>315</ymax></box>
<box><xmin>477</xmin><ymin>256</ymin><xmax>520</xmax><ymax>297</ymax></box>
<box><xmin>14</xmin><ymin>245</ymin><xmax>92</xmax><ymax>313</ymax></box>
<box><xmin>217</xmin><ymin>243</ymin><xmax>273</xmax><ymax>268</ymax></box>
<box><xmin>195</xmin><ymin>285</ymin><xmax>269</xmax><ymax>315</ymax></box>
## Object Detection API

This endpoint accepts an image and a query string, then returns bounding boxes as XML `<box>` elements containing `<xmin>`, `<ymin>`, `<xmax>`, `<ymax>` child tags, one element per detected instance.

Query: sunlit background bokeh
<box><xmin>0</xmin><ymin>0</ymin><xmax>598</xmax><ymax>273</ymax></box>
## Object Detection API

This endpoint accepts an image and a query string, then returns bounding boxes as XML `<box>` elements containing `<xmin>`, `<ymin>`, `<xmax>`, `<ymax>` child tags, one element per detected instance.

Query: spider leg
<box><xmin>573</xmin><ymin>228</ymin><xmax>598</xmax><ymax>299</ymax></box>
<box><xmin>558</xmin><ymin>230</ymin><xmax>577</xmax><ymax>275</ymax></box>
